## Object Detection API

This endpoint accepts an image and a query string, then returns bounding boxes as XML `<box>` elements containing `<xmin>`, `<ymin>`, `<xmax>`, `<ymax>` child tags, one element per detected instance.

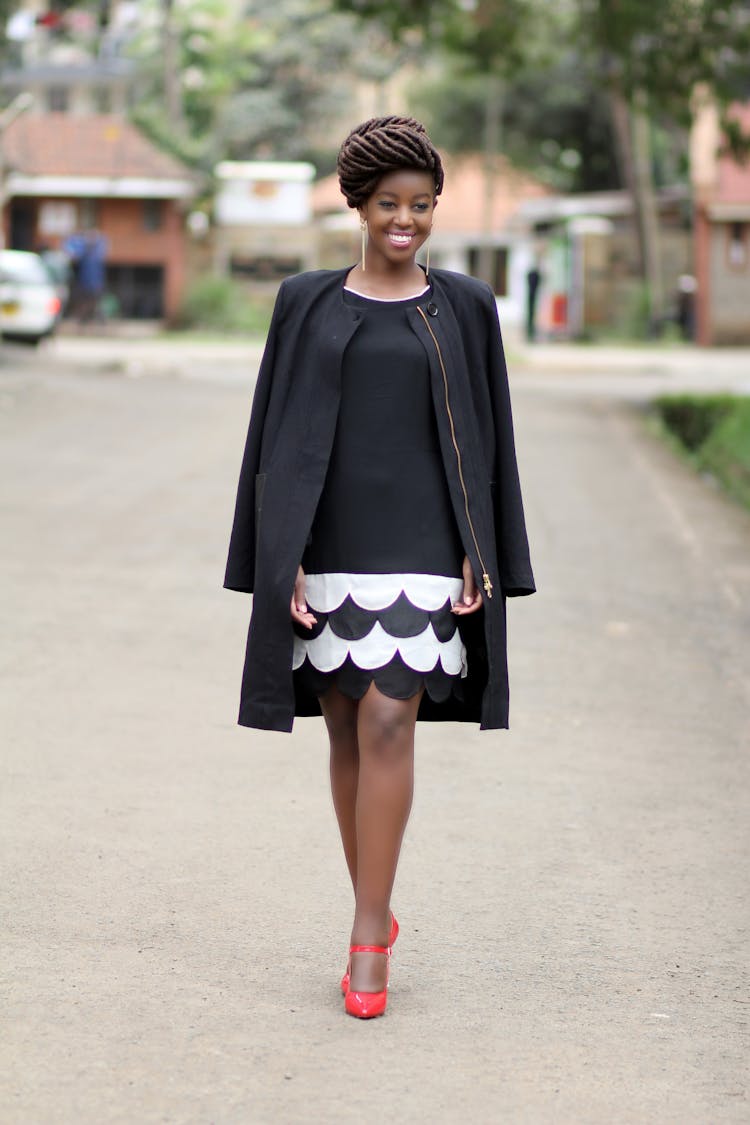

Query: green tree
<box><xmin>335</xmin><ymin>0</ymin><xmax>750</xmax><ymax>324</ymax></box>
<box><xmin>126</xmin><ymin>0</ymin><xmax>404</xmax><ymax>174</ymax></box>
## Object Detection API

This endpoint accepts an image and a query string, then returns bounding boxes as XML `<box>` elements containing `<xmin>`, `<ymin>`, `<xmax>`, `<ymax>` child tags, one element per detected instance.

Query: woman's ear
<box><xmin>433</xmin><ymin>197</ymin><xmax>439</xmax><ymax>210</ymax></box>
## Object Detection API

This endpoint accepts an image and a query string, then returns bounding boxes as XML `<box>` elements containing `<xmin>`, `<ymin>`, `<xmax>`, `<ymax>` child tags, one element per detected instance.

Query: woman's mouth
<box><xmin>387</xmin><ymin>232</ymin><xmax>415</xmax><ymax>247</ymax></box>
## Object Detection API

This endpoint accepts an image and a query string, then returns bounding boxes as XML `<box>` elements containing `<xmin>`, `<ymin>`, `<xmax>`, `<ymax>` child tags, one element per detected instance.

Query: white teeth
<box><xmin>389</xmin><ymin>233</ymin><xmax>413</xmax><ymax>244</ymax></box>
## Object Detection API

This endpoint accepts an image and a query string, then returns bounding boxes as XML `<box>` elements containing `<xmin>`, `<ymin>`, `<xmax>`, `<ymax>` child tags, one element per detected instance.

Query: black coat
<box><xmin>224</xmin><ymin>266</ymin><xmax>535</xmax><ymax>732</ymax></box>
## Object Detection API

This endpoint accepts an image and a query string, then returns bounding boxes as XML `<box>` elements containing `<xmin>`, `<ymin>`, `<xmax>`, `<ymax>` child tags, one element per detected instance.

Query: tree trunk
<box><xmin>609</xmin><ymin>85</ymin><xmax>664</xmax><ymax>332</ymax></box>
<box><xmin>631</xmin><ymin>89</ymin><xmax>665</xmax><ymax>329</ymax></box>
<box><xmin>478</xmin><ymin>74</ymin><xmax>503</xmax><ymax>290</ymax></box>
<box><xmin>163</xmin><ymin>0</ymin><xmax>183</xmax><ymax>133</ymax></box>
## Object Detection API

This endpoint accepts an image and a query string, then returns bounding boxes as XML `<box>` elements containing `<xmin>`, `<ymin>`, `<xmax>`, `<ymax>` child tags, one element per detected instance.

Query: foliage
<box><xmin>409</xmin><ymin>53</ymin><xmax>622</xmax><ymax>192</ymax></box>
<box><xmin>580</xmin><ymin>0</ymin><xmax>750</xmax><ymax>114</ymax></box>
<box><xmin>176</xmin><ymin>274</ymin><xmax>273</xmax><ymax>335</ymax></box>
<box><xmin>335</xmin><ymin>0</ymin><xmax>536</xmax><ymax>75</ymax></box>
<box><xmin>337</xmin><ymin>0</ymin><xmax>750</xmax><ymax>166</ymax></box>
<box><xmin>125</xmin><ymin>0</ymin><xmax>406</xmax><ymax>172</ymax></box>
<box><xmin>653</xmin><ymin>393</ymin><xmax>750</xmax><ymax>510</ymax></box>
<box><xmin>654</xmin><ymin>394</ymin><xmax>735</xmax><ymax>451</ymax></box>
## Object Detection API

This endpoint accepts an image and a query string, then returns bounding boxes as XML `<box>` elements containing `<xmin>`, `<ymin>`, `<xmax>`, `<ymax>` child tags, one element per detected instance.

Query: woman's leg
<box><xmin>349</xmin><ymin>683</ymin><xmax>422</xmax><ymax>993</ymax></box>
<box><xmin>321</xmin><ymin>686</ymin><xmax>360</xmax><ymax>892</ymax></box>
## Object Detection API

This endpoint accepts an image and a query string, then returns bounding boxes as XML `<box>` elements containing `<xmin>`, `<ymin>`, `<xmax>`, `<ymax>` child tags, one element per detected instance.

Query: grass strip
<box><xmin>652</xmin><ymin>393</ymin><xmax>750</xmax><ymax>511</ymax></box>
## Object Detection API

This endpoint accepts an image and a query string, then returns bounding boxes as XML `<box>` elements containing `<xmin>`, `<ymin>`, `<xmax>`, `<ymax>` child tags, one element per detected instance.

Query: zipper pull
<box><xmin>482</xmin><ymin>573</ymin><xmax>493</xmax><ymax>599</ymax></box>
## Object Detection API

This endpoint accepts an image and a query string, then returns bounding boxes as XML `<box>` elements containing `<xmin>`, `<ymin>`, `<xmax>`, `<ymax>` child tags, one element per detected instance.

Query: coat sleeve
<box><xmin>223</xmin><ymin>280</ymin><xmax>287</xmax><ymax>593</ymax></box>
<box><xmin>482</xmin><ymin>287</ymin><xmax>536</xmax><ymax>597</ymax></box>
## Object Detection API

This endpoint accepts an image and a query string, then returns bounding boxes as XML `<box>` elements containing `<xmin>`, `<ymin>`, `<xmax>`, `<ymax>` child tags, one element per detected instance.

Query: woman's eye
<box><xmin>414</xmin><ymin>203</ymin><xmax>429</xmax><ymax>212</ymax></box>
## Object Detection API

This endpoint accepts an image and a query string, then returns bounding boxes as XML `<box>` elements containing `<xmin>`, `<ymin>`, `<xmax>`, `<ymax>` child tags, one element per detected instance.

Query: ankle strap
<box><xmin>349</xmin><ymin>943</ymin><xmax>390</xmax><ymax>955</ymax></box>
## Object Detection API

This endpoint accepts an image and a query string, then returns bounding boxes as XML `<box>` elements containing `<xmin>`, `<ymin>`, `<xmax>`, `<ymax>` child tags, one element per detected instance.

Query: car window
<box><xmin>0</xmin><ymin>254</ymin><xmax>52</xmax><ymax>286</ymax></box>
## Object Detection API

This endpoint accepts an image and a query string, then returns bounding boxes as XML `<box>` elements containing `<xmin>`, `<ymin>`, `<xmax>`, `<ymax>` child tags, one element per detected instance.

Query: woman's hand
<box><xmin>451</xmin><ymin>555</ymin><xmax>483</xmax><ymax>616</ymax></box>
<box><xmin>290</xmin><ymin>565</ymin><xmax>318</xmax><ymax>629</ymax></box>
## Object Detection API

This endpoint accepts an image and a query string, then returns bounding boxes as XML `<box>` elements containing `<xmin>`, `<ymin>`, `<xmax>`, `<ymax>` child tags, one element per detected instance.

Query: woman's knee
<box><xmin>358</xmin><ymin>690</ymin><xmax>419</xmax><ymax>761</ymax></box>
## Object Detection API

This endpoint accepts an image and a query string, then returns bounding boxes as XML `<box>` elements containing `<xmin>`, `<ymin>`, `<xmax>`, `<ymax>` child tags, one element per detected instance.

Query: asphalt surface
<box><xmin>1</xmin><ymin>339</ymin><xmax>749</xmax><ymax>1124</ymax></box>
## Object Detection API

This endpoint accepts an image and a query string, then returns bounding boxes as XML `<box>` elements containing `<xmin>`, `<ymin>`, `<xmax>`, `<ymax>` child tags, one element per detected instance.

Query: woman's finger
<box><xmin>291</xmin><ymin>565</ymin><xmax>317</xmax><ymax>628</ymax></box>
<box><xmin>452</xmin><ymin>589</ymin><xmax>483</xmax><ymax>615</ymax></box>
<box><xmin>452</xmin><ymin>556</ymin><xmax>483</xmax><ymax>615</ymax></box>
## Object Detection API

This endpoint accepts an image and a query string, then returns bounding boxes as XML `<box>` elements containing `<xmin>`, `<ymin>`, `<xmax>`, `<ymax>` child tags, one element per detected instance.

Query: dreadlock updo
<box><xmin>337</xmin><ymin>115</ymin><xmax>444</xmax><ymax>209</ymax></box>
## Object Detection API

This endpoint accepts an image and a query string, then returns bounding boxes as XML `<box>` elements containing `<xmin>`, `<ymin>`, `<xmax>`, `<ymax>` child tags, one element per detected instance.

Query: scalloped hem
<box><xmin>293</xmin><ymin>652</ymin><xmax>465</xmax><ymax>706</ymax></box>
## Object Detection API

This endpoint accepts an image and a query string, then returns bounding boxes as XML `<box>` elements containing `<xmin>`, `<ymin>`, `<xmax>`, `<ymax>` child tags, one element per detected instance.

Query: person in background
<box><xmin>64</xmin><ymin>229</ymin><xmax>108</xmax><ymax>324</ymax></box>
<box><xmin>526</xmin><ymin>261</ymin><xmax>542</xmax><ymax>342</ymax></box>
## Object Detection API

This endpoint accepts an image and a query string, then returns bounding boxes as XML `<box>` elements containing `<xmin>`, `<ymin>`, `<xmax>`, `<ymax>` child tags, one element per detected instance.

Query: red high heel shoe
<box><xmin>344</xmin><ymin>944</ymin><xmax>390</xmax><ymax>1019</ymax></box>
<box><xmin>340</xmin><ymin>912</ymin><xmax>398</xmax><ymax>995</ymax></box>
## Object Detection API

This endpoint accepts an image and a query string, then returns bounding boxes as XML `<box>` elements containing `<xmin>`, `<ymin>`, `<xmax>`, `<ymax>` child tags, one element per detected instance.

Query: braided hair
<box><xmin>337</xmin><ymin>115</ymin><xmax>444</xmax><ymax>209</ymax></box>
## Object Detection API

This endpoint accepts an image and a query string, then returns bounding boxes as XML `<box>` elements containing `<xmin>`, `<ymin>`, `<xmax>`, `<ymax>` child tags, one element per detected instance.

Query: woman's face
<box><xmin>358</xmin><ymin>169</ymin><xmax>436</xmax><ymax>270</ymax></box>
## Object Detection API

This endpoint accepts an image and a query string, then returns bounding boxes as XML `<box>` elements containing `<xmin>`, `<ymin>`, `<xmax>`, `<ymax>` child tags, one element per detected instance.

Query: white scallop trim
<box><xmin>293</xmin><ymin>621</ymin><xmax>467</xmax><ymax>677</ymax></box>
<box><xmin>302</xmin><ymin>573</ymin><xmax>464</xmax><ymax>613</ymax></box>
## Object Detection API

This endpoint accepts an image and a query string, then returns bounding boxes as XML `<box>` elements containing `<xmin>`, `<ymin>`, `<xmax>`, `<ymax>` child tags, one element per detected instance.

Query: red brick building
<box><xmin>691</xmin><ymin>100</ymin><xmax>750</xmax><ymax>345</ymax></box>
<box><xmin>2</xmin><ymin>113</ymin><xmax>196</xmax><ymax>319</ymax></box>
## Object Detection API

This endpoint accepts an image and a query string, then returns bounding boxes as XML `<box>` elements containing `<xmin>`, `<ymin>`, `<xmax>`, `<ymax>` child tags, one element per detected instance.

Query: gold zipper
<box><xmin>417</xmin><ymin>306</ymin><xmax>493</xmax><ymax>599</ymax></box>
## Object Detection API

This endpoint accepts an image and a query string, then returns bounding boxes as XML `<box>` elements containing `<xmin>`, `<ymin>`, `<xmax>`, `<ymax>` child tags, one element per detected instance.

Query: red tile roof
<box><xmin>312</xmin><ymin>154</ymin><xmax>550</xmax><ymax>233</ymax></box>
<box><xmin>4</xmin><ymin>113</ymin><xmax>192</xmax><ymax>182</ymax></box>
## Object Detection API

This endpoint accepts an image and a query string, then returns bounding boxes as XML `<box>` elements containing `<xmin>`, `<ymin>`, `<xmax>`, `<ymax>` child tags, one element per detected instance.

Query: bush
<box><xmin>653</xmin><ymin>394</ymin><xmax>750</xmax><ymax>509</ymax></box>
<box><xmin>176</xmin><ymin>275</ymin><xmax>273</xmax><ymax>335</ymax></box>
<box><xmin>654</xmin><ymin>394</ymin><xmax>736</xmax><ymax>451</ymax></box>
<box><xmin>699</xmin><ymin>400</ymin><xmax>750</xmax><ymax>510</ymax></box>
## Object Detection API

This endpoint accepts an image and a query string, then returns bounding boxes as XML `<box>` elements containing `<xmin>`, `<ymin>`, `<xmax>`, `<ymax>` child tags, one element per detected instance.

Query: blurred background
<box><xmin>0</xmin><ymin>0</ymin><xmax>749</xmax><ymax>346</ymax></box>
<box><xmin>3</xmin><ymin>9</ymin><xmax>750</xmax><ymax>1118</ymax></box>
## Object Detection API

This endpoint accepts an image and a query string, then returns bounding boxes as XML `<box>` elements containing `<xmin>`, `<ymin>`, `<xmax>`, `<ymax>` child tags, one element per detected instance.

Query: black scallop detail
<box><xmin>377</xmin><ymin>591</ymin><xmax>435</xmax><ymax>637</ymax></box>
<box><xmin>294</xmin><ymin>653</ymin><xmax>464</xmax><ymax>706</ymax></box>
<box><xmin>311</xmin><ymin>591</ymin><xmax>457</xmax><ymax>643</ymax></box>
<box><xmin>324</xmin><ymin>595</ymin><xmax>383</xmax><ymax>641</ymax></box>
<box><xmin>429</xmin><ymin>598</ymin><xmax>459</xmax><ymax>642</ymax></box>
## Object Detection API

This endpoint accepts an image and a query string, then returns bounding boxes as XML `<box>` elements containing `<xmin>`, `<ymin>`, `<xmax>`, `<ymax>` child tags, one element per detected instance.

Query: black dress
<box><xmin>293</xmin><ymin>284</ymin><xmax>467</xmax><ymax>704</ymax></box>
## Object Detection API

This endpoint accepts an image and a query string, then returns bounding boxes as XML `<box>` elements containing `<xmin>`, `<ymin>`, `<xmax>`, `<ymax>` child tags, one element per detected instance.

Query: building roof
<box><xmin>312</xmin><ymin>154</ymin><xmax>550</xmax><ymax>234</ymax></box>
<box><xmin>3</xmin><ymin>113</ymin><xmax>195</xmax><ymax>198</ymax></box>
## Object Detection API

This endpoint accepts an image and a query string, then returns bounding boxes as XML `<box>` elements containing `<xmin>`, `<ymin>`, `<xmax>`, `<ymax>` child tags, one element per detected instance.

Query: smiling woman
<box><xmin>355</xmin><ymin>171</ymin><xmax>435</xmax><ymax>285</ymax></box>
<box><xmin>224</xmin><ymin>114</ymin><xmax>535</xmax><ymax>1022</ymax></box>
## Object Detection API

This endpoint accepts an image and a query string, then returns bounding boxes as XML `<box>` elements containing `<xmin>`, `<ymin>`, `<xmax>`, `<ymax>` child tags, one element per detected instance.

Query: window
<box><xmin>728</xmin><ymin>222</ymin><xmax>747</xmax><ymax>270</ymax></box>
<box><xmin>467</xmin><ymin>246</ymin><xmax>508</xmax><ymax>295</ymax></box>
<box><xmin>79</xmin><ymin>199</ymin><xmax>99</xmax><ymax>228</ymax></box>
<box><xmin>142</xmin><ymin>200</ymin><xmax>162</xmax><ymax>231</ymax></box>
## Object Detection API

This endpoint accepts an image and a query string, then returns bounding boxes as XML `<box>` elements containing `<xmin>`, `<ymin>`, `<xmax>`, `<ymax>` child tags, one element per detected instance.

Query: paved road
<box><xmin>2</xmin><ymin>348</ymin><xmax>748</xmax><ymax>1124</ymax></box>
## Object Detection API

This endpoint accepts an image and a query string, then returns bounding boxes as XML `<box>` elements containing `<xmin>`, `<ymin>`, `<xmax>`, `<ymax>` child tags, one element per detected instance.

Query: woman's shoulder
<box><xmin>279</xmin><ymin>267</ymin><xmax>349</xmax><ymax>299</ymax></box>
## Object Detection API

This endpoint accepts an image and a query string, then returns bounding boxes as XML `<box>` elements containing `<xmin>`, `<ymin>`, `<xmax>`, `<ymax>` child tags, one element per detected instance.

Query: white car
<box><xmin>0</xmin><ymin>250</ymin><xmax>62</xmax><ymax>345</ymax></box>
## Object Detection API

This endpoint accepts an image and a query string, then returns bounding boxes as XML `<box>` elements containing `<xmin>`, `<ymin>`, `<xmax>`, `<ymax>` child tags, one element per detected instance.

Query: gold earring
<box><xmin>360</xmin><ymin>218</ymin><xmax>367</xmax><ymax>272</ymax></box>
<box><xmin>425</xmin><ymin>238</ymin><xmax>431</xmax><ymax>279</ymax></box>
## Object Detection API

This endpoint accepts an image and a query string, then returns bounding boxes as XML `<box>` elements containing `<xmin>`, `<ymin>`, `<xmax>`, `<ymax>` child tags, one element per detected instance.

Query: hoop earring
<box><xmin>360</xmin><ymin>218</ymin><xmax>367</xmax><ymax>272</ymax></box>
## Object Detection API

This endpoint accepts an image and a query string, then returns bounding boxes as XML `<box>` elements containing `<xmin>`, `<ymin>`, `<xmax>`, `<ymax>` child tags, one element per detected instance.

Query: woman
<box><xmin>224</xmin><ymin>116</ymin><xmax>535</xmax><ymax>1019</ymax></box>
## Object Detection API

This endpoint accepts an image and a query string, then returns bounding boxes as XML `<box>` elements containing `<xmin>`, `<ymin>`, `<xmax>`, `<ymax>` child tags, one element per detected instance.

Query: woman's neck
<box><xmin>345</xmin><ymin>263</ymin><xmax>427</xmax><ymax>300</ymax></box>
